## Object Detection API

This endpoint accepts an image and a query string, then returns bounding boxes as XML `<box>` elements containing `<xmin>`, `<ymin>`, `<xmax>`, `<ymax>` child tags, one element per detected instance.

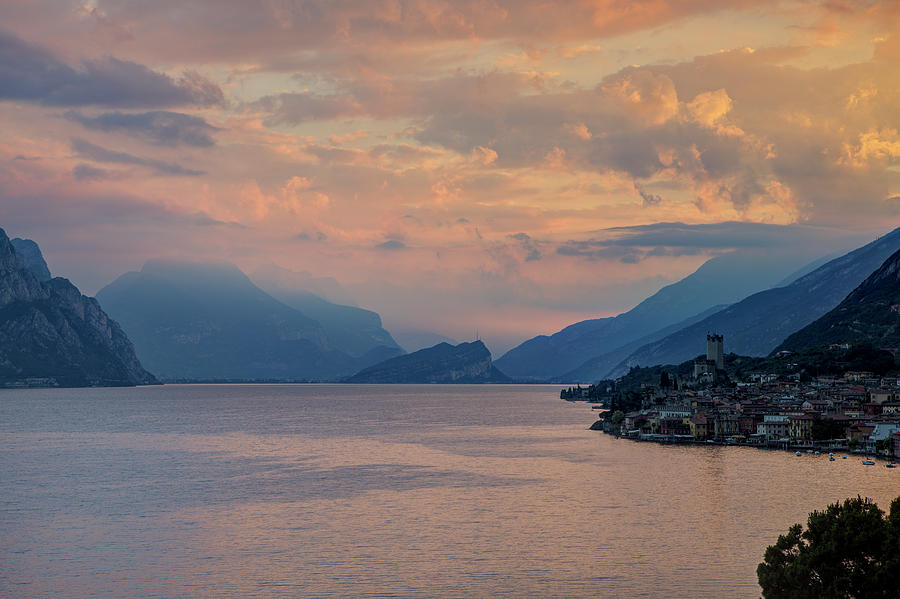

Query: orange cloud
<box><xmin>601</xmin><ymin>70</ymin><xmax>679</xmax><ymax>126</ymax></box>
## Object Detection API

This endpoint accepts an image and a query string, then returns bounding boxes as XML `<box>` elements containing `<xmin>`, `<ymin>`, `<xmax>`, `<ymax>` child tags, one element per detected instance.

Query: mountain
<box><xmin>251</xmin><ymin>264</ymin><xmax>402</xmax><ymax>358</ymax></box>
<box><xmin>345</xmin><ymin>340</ymin><xmax>510</xmax><ymax>383</ymax></box>
<box><xmin>611</xmin><ymin>229</ymin><xmax>900</xmax><ymax>377</ymax></box>
<box><xmin>252</xmin><ymin>263</ymin><xmax>358</xmax><ymax>306</ymax></box>
<box><xmin>777</xmin><ymin>247</ymin><xmax>900</xmax><ymax>352</ymax></box>
<box><xmin>0</xmin><ymin>229</ymin><xmax>155</xmax><ymax>387</ymax></box>
<box><xmin>96</xmin><ymin>260</ymin><xmax>399</xmax><ymax>381</ymax></box>
<box><xmin>494</xmin><ymin>251</ymin><xmax>818</xmax><ymax>381</ymax></box>
<box><xmin>390</xmin><ymin>329</ymin><xmax>460</xmax><ymax>353</ymax></box>
<box><xmin>560</xmin><ymin>303</ymin><xmax>726</xmax><ymax>382</ymax></box>
<box><xmin>10</xmin><ymin>238</ymin><xmax>51</xmax><ymax>281</ymax></box>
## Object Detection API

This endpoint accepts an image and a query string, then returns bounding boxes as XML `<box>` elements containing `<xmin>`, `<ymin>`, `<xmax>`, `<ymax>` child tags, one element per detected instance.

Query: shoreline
<box><xmin>588</xmin><ymin>428</ymin><xmax>893</xmax><ymax>463</ymax></box>
<box><xmin>591</xmin><ymin>422</ymin><xmax>896</xmax><ymax>461</ymax></box>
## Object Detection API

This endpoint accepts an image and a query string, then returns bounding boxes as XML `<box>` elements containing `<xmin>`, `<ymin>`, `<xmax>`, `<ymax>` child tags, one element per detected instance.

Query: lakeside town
<box><xmin>570</xmin><ymin>334</ymin><xmax>900</xmax><ymax>461</ymax></box>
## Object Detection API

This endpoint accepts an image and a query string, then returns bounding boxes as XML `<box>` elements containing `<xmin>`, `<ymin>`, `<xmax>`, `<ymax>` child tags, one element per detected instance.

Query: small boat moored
<box><xmin>795</xmin><ymin>451</ymin><xmax>802</xmax><ymax>456</ymax></box>
<box><xmin>887</xmin><ymin>463</ymin><xmax>898</xmax><ymax>469</ymax></box>
<box><xmin>862</xmin><ymin>459</ymin><xmax>876</xmax><ymax>466</ymax></box>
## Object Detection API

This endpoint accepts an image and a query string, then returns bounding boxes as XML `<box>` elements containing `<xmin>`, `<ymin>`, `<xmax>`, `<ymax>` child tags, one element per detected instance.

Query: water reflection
<box><xmin>2</xmin><ymin>385</ymin><xmax>899</xmax><ymax>598</ymax></box>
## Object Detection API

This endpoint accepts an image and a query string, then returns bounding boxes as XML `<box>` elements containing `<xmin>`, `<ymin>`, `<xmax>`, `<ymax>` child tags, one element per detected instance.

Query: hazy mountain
<box><xmin>773</xmin><ymin>252</ymin><xmax>840</xmax><ymax>288</ymax></box>
<box><xmin>252</xmin><ymin>263</ymin><xmax>358</xmax><ymax>306</ymax></box>
<box><xmin>611</xmin><ymin>228</ymin><xmax>900</xmax><ymax>377</ymax></box>
<box><xmin>560</xmin><ymin>303</ymin><xmax>727</xmax><ymax>383</ymax></box>
<box><xmin>345</xmin><ymin>340</ymin><xmax>510</xmax><ymax>383</ymax></box>
<box><xmin>251</xmin><ymin>265</ymin><xmax>403</xmax><ymax>358</ymax></box>
<box><xmin>495</xmin><ymin>251</ymin><xmax>818</xmax><ymax>381</ymax></box>
<box><xmin>390</xmin><ymin>329</ymin><xmax>460</xmax><ymax>353</ymax></box>
<box><xmin>777</xmin><ymin>247</ymin><xmax>900</xmax><ymax>352</ymax></box>
<box><xmin>97</xmin><ymin>260</ymin><xmax>397</xmax><ymax>381</ymax></box>
<box><xmin>0</xmin><ymin>229</ymin><xmax>155</xmax><ymax>387</ymax></box>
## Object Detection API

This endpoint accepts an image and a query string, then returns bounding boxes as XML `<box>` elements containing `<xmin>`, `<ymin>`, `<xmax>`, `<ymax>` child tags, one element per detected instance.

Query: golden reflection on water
<box><xmin>3</xmin><ymin>385</ymin><xmax>900</xmax><ymax>598</ymax></box>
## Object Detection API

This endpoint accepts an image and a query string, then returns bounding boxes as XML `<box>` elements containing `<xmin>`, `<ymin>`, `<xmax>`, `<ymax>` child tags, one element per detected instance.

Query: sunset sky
<box><xmin>2</xmin><ymin>0</ymin><xmax>899</xmax><ymax>352</ymax></box>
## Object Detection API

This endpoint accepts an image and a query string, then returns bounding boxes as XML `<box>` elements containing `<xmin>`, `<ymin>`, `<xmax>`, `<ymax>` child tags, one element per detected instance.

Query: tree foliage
<box><xmin>758</xmin><ymin>495</ymin><xmax>900</xmax><ymax>598</ymax></box>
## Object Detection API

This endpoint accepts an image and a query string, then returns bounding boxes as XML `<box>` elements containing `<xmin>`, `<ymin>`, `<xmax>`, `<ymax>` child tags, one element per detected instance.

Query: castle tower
<box><xmin>706</xmin><ymin>334</ymin><xmax>724</xmax><ymax>370</ymax></box>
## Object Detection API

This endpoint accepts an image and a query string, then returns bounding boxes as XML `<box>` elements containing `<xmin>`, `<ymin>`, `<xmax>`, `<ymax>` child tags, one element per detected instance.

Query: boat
<box><xmin>862</xmin><ymin>459</ymin><xmax>876</xmax><ymax>466</ymax></box>
<box><xmin>814</xmin><ymin>451</ymin><xmax>820</xmax><ymax>455</ymax></box>
<box><xmin>795</xmin><ymin>451</ymin><xmax>802</xmax><ymax>456</ymax></box>
<box><xmin>887</xmin><ymin>463</ymin><xmax>898</xmax><ymax>469</ymax></box>
<box><xmin>842</xmin><ymin>455</ymin><xmax>847</xmax><ymax>459</ymax></box>
<box><xmin>829</xmin><ymin>456</ymin><xmax>835</xmax><ymax>461</ymax></box>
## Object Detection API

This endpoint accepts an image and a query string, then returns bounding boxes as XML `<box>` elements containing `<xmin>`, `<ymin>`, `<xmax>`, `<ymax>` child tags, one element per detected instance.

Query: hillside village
<box><xmin>577</xmin><ymin>334</ymin><xmax>900</xmax><ymax>460</ymax></box>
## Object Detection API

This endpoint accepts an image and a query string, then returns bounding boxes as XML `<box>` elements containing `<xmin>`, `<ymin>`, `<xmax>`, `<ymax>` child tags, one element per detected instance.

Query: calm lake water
<box><xmin>2</xmin><ymin>384</ymin><xmax>900</xmax><ymax>598</ymax></box>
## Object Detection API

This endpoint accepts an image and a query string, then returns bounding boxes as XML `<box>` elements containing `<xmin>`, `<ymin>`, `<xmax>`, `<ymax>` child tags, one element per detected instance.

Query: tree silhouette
<box><xmin>757</xmin><ymin>495</ymin><xmax>900</xmax><ymax>598</ymax></box>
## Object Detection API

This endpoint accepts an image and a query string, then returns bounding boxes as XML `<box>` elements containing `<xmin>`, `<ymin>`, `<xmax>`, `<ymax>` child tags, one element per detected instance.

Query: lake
<box><xmin>2</xmin><ymin>384</ymin><xmax>899</xmax><ymax>598</ymax></box>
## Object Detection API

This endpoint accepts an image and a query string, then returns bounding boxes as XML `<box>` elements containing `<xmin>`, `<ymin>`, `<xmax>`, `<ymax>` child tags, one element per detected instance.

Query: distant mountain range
<box><xmin>0</xmin><ymin>229</ymin><xmax>155</xmax><ymax>387</ymax></box>
<box><xmin>9</xmin><ymin>223</ymin><xmax>897</xmax><ymax>387</ymax></box>
<box><xmin>495</xmin><ymin>251</ymin><xmax>822</xmax><ymax>381</ymax></box>
<box><xmin>777</xmin><ymin>247</ymin><xmax>900</xmax><ymax>352</ymax></box>
<box><xmin>97</xmin><ymin>260</ymin><xmax>403</xmax><ymax>381</ymax></box>
<box><xmin>251</xmin><ymin>264</ymin><xmax>402</xmax><ymax>358</ymax></box>
<box><xmin>345</xmin><ymin>340</ymin><xmax>509</xmax><ymax>383</ymax></box>
<box><xmin>559</xmin><ymin>303</ymin><xmax>726</xmax><ymax>382</ymax></box>
<box><xmin>608</xmin><ymin>228</ymin><xmax>900</xmax><ymax>378</ymax></box>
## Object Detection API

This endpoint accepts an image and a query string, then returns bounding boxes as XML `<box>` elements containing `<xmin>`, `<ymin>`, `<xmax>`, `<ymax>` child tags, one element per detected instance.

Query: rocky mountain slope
<box><xmin>345</xmin><ymin>340</ymin><xmax>510</xmax><ymax>383</ymax></box>
<box><xmin>0</xmin><ymin>228</ymin><xmax>155</xmax><ymax>387</ymax></box>
<box><xmin>777</xmin><ymin>247</ymin><xmax>900</xmax><ymax>352</ymax></box>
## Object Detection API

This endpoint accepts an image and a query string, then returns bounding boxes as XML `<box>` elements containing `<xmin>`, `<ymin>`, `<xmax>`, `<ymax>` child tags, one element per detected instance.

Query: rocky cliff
<box><xmin>0</xmin><ymin>228</ymin><xmax>156</xmax><ymax>387</ymax></box>
<box><xmin>345</xmin><ymin>340</ymin><xmax>510</xmax><ymax>383</ymax></box>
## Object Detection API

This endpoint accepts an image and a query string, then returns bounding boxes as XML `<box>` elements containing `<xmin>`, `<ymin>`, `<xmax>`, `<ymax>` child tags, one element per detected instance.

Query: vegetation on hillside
<box><xmin>599</xmin><ymin>344</ymin><xmax>896</xmax><ymax>395</ymax></box>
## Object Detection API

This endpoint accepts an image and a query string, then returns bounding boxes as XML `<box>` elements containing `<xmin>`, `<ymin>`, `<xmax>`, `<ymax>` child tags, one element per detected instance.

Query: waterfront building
<box><xmin>757</xmin><ymin>415</ymin><xmax>790</xmax><ymax>440</ymax></box>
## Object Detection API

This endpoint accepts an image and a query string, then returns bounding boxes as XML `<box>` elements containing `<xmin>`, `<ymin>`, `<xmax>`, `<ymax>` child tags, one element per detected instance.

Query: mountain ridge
<box><xmin>777</xmin><ymin>247</ymin><xmax>900</xmax><ymax>352</ymax></box>
<box><xmin>97</xmin><ymin>259</ymin><xmax>402</xmax><ymax>381</ymax></box>
<box><xmin>495</xmin><ymin>251</ymin><xmax>819</xmax><ymax>380</ymax></box>
<box><xmin>609</xmin><ymin>229</ymin><xmax>900</xmax><ymax>378</ymax></box>
<box><xmin>345</xmin><ymin>340</ymin><xmax>510</xmax><ymax>383</ymax></box>
<box><xmin>0</xmin><ymin>229</ymin><xmax>156</xmax><ymax>387</ymax></box>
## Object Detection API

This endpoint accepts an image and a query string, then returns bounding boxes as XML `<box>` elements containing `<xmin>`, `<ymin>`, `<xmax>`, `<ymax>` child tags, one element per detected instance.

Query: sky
<box><xmin>1</xmin><ymin>0</ymin><xmax>899</xmax><ymax>354</ymax></box>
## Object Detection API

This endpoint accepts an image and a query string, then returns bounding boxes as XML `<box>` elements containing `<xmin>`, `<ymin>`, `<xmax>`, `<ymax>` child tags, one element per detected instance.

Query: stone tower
<box><xmin>706</xmin><ymin>334</ymin><xmax>724</xmax><ymax>370</ymax></box>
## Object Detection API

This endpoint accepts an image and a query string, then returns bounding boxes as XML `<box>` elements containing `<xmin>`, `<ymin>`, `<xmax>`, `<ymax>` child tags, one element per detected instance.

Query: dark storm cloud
<box><xmin>71</xmin><ymin>138</ymin><xmax>205</xmax><ymax>176</ymax></box>
<box><xmin>0</xmin><ymin>29</ymin><xmax>223</xmax><ymax>108</ymax></box>
<box><xmin>296</xmin><ymin>231</ymin><xmax>328</xmax><ymax>242</ymax></box>
<box><xmin>65</xmin><ymin>111</ymin><xmax>219</xmax><ymax>147</ymax></box>
<box><xmin>556</xmin><ymin>243</ymin><xmax>644</xmax><ymax>263</ymax></box>
<box><xmin>376</xmin><ymin>239</ymin><xmax>407</xmax><ymax>250</ymax></box>
<box><xmin>597</xmin><ymin>222</ymin><xmax>812</xmax><ymax>248</ymax></box>
<box><xmin>251</xmin><ymin>92</ymin><xmax>362</xmax><ymax>125</ymax></box>
<box><xmin>637</xmin><ymin>188</ymin><xmax>663</xmax><ymax>208</ymax></box>
<box><xmin>554</xmin><ymin>222</ymin><xmax>854</xmax><ymax>263</ymax></box>
<box><xmin>507</xmin><ymin>232</ymin><xmax>542</xmax><ymax>262</ymax></box>
<box><xmin>72</xmin><ymin>163</ymin><xmax>112</xmax><ymax>181</ymax></box>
